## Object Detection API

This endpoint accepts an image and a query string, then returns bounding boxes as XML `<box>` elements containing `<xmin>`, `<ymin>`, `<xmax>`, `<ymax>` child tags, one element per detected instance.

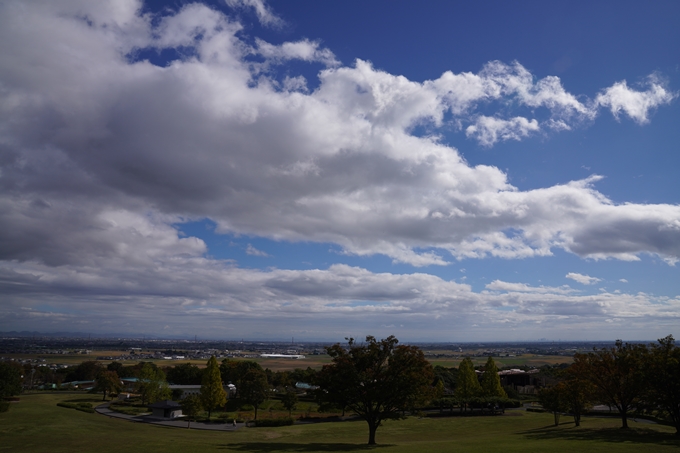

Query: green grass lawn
<box><xmin>1</xmin><ymin>393</ymin><xmax>678</xmax><ymax>453</ymax></box>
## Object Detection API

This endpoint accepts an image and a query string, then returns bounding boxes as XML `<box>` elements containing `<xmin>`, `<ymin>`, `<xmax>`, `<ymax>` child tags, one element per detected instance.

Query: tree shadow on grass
<box><xmin>519</xmin><ymin>425</ymin><xmax>680</xmax><ymax>447</ymax></box>
<box><xmin>216</xmin><ymin>443</ymin><xmax>393</xmax><ymax>452</ymax></box>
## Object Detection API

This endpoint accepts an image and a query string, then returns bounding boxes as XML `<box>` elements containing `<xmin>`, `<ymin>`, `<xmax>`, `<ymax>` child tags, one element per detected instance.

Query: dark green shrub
<box><xmin>0</xmin><ymin>401</ymin><xmax>10</xmax><ymax>412</ymax></box>
<box><xmin>250</xmin><ymin>417</ymin><xmax>295</xmax><ymax>427</ymax></box>
<box><xmin>75</xmin><ymin>406</ymin><xmax>95</xmax><ymax>413</ymax></box>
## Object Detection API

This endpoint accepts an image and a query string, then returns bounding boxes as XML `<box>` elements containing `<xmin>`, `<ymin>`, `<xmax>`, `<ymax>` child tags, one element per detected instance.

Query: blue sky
<box><xmin>0</xmin><ymin>0</ymin><xmax>678</xmax><ymax>342</ymax></box>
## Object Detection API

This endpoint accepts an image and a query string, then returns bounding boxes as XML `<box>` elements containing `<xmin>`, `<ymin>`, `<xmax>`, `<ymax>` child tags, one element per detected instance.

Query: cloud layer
<box><xmin>0</xmin><ymin>1</ymin><xmax>677</xmax><ymax>338</ymax></box>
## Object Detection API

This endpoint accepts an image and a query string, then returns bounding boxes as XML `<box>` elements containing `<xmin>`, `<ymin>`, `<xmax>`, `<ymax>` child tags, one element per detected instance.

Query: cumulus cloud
<box><xmin>255</xmin><ymin>38</ymin><xmax>339</xmax><ymax>67</ymax></box>
<box><xmin>224</xmin><ymin>0</ymin><xmax>284</xmax><ymax>28</ymax></box>
<box><xmin>595</xmin><ymin>76</ymin><xmax>676</xmax><ymax>124</ymax></box>
<box><xmin>2</xmin><ymin>257</ymin><xmax>677</xmax><ymax>338</ymax></box>
<box><xmin>466</xmin><ymin>116</ymin><xmax>540</xmax><ymax>146</ymax></box>
<box><xmin>566</xmin><ymin>272</ymin><xmax>601</xmax><ymax>285</ymax></box>
<box><xmin>0</xmin><ymin>1</ymin><xmax>678</xmax><ymax>271</ymax></box>
<box><xmin>0</xmin><ymin>1</ymin><xmax>678</xmax><ymax>337</ymax></box>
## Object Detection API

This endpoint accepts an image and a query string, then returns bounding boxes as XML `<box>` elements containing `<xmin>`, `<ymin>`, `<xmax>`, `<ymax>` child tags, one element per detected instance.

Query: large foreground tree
<box><xmin>573</xmin><ymin>340</ymin><xmax>646</xmax><ymax>429</ymax></box>
<box><xmin>317</xmin><ymin>336</ymin><xmax>435</xmax><ymax>445</ymax></box>
<box><xmin>645</xmin><ymin>335</ymin><xmax>680</xmax><ymax>435</ymax></box>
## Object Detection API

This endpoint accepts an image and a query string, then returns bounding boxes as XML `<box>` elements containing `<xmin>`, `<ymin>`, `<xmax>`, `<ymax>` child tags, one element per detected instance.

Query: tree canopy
<box><xmin>0</xmin><ymin>362</ymin><xmax>22</xmax><ymax>398</ymax></box>
<box><xmin>316</xmin><ymin>335</ymin><xmax>435</xmax><ymax>445</ymax></box>
<box><xmin>480</xmin><ymin>357</ymin><xmax>507</xmax><ymax>398</ymax></box>
<box><xmin>645</xmin><ymin>335</ymin><xmax>680</xmax><ymax>435</ymax></box>
<box><xmin>455</xmin><ymin>357</ymin><xmax>481</xmax><ymax>411</ymax></box>
<box><xmin>136</xmin><ymin>363</ymin><xmax>170</xmax><ymax>404</ymax></box>
<box><xmin>573</xmin><ymin>340</ymin><xmax>646</xmax><ymax>429</ymax></box>
<box><xmin>238</xmin><ymin>367</ymin><xmax>269</xmax><ymax>420</ymax></box>
<box><xmin>200</xmin><ymin>356</ymin><xmax>227</xmax><ymax>418</ymax></box>
<box><xmin>94</xmin><ymin>370</ymin><xmax>122</xmax><ymax>401</ymax></box>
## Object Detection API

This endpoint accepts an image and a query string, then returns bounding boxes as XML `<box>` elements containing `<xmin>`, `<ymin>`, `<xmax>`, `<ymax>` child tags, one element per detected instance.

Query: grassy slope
<box><xmin>1</xmin><ymin>393</ymin><xmax>678</xmax><ymax>453</ymax></box>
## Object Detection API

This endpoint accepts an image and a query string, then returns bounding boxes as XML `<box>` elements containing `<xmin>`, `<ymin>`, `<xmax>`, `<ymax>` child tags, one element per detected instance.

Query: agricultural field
<box><xmin>5</xmin><ymin>350</ymin><xmax>571</xmax><ymax>372</ymax></box>
<box><xmin>428</xmin><ymin>354</ymin><xmax>573</xmax><ymax>369</ymax></box>
<box><xmin>1</xmin><ymin>393</ymin><xmax>678</xmax><ymax>453</ymax></box>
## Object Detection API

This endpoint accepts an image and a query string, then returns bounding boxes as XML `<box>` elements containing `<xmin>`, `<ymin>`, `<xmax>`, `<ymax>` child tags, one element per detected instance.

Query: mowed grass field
<box><xmin>1</xmin><ymin>393</ymin><xmax>678</xmax><ymax>453</ymax></box>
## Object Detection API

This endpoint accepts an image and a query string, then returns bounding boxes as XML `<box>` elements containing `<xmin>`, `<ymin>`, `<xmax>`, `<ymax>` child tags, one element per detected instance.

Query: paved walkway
<box><xmin>95</xmin><ymin>402</ymin><xmax>245</xmax><ymax>431</ymax></box>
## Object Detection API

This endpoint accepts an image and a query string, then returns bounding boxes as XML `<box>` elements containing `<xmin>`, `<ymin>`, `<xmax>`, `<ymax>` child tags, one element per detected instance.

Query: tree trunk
<box><xmin>367</xmin><ymin>421</ymin><xmax>378</xmax><ymax>445</ymax></box>
<box><xmin>553</xmin><ymin>411</ymin><xmax>560</xmax><ymax>426</ymax></box>
<box><xmin>621</xmin><ymin>412</ymin><xmax>628</xmax><ymax>429</ymax></box>
<box><xmin>254</xmin><ymin>405</ymin><xmax>258</xmax><ymax>420</ymax></box>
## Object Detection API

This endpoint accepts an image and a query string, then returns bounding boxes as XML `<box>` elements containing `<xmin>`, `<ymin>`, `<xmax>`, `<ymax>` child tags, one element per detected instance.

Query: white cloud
<box><xmin>2</xmin><ymin>257</ymin><xmax>678</xmax><ymax>339</ymax></box>
<box><xmin>0</xmin><ymin>1</ymin><xmax>677</xmax><ymax>270</ymax></box>
<box><xmin>620</xmin><ymin>278</ymin><xmax>628</xmax><ymax>283</ymax></box>
<box><xmin>486</xmin><ymin>280</ymin><xmax>575</xmax><ymax>295</ymax></box>
<box><xmin>566</xmin><ymin>272</ymin><xmax>601</xmax><ymax>285</ymax></box>
<box><xmin>0</xmin><ymin>1</ymin><xmax>678</xmax><ymax>339</ymax></box>
<box><xmin>246</xmin><ymin>244</ymin><xmax>269</xmax><ymax>257</ymax></box>
<box><xmin>224</xmin><ymin>0</ymin><xmax>284</xmax><ymax>28</ymax></box>
<box><xmin>255</xmin><ymin>38</ymin><xmax>339</xmax><ymax>67</ymax></box>
<box><xmin>595</xmin><ymin>76</ymin><xmax>676</xmax><ymax>124</ymax></box>
<box><xmin>466</xmin><ymin>116</ymin><xmax>540</xmax><ymax>146</ymax></box>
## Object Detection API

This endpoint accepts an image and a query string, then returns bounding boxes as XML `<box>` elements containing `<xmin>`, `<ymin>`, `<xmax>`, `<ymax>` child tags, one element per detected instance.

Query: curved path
<box><xmin>95</xmin><ymin>402</ymin><xmax>244</xmax><ymax>431</ymax></box>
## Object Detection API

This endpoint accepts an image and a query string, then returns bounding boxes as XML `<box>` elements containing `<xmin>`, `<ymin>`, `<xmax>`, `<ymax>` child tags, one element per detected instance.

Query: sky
<box><xmin>1</xmin><ymin>0</ymin><xmax>679</xmax><ymax>342</ymax></box>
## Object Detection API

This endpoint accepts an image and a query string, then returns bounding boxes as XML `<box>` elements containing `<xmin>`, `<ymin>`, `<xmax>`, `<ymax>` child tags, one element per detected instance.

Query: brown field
<box><xmin>428</xmin><ymin>354</ymin><xmax>573</xmax><ymax>369</ymax></box>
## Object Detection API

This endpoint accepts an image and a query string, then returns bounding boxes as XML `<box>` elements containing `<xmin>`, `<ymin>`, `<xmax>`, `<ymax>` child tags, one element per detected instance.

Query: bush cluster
<box><xmin>56</xmin><ymin>402</ymin><xmax>95</xmax><ymax>413</ymax></box>
<box><xmin>248</xmin><ymin>417</ymin><xmax>295</xmax><ymax>427</ymax></box>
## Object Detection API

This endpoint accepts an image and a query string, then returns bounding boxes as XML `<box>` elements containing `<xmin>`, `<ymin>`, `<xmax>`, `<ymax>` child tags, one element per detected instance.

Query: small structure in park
<box><xmin>148</xmin><ymin>400</ymin><xmax>183</xmax><ymax>419</ymax></box>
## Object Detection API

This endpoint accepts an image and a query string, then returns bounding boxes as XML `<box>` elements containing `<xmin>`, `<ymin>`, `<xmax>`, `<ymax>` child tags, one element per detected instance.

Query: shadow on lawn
<box><xmin>216</xmin><ymin>443</ymin><xmax>392</xmax><ymax>452</ymax></box>
<box><xmin>63</xmin><ymin>397</ymin><xmax>101</xmax><ymax>403</ymax></box>
<box><xmin>519</xmin><ymin>424</ymin><xmax>680</xmax><ymax>446</ymax></box>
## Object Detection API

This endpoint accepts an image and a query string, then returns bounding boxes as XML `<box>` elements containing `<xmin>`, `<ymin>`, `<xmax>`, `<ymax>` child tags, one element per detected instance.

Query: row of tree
<box><xmin>538</xmin><ymin>336</ymin><xmax>680</xmax><ymax>435</ymax></box>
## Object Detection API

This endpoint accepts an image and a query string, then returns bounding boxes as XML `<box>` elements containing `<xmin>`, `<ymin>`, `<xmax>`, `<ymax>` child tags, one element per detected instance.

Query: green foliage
<box><xmin>0</xmin><ymin>400</ymin><xmax>11</xmax><ymax>412</ymax></box>
<box><xmin>539</xmin><ymin>385</ymin><xmax>568</xmax><ymax>426</ymax></box>
<box><xmin>180</xmin><ymin>394</ymin><xmax>203</xmax><ymax>428</ymax></box>
<box><xmin>455</xmin><ymin>357</ymin><xmax>481</xmax><ymax>409</ymax></box>
<box><xmin>64</xmin><ymin>361</ymin><xmax>103</xmax><ymax>382</ymax></box>
<box><xmin>167</xmin><ymin>363</ymin><xmax>203</xmax><ymax>385</ymax></box>
<box><xmin>220</xmin><ymin>359</ymin><xmax>263</xmax><ymax>389</ymax></box>
<box><xmin>433</xmin><ymin>365</ymin><xmax>457</xmax><ymax>392</ymax></box>
<box><xmin>281</xmin><ymin>389</ymin><xmax>298</xmax><ymax>415</ymax></box>
<box><xmin>200</xmin><ymin>356</ymin><xmax>227</xmax><ymax>417</ymax></box>
<box><xmin>94</xmin><ymin>370</ymin><xmax>122</xmax><ymax>401</ymax></box>
<box><xmin>317</xmin><ymin>335</ymin><xmax>435</xmax><ymax>445</ymax></box>
<box><xmin>0</xmin><ymin>362</ymin><xmax>23</xmax><ymax>398</ymax></box>
<box><xmin>136</xmin><ymin>363</ymin><xmax>171</xmax><ymax>404</ymax></box>
<box><xmin>573</xmin><ymin>340</ymin><xmax>646</xmax><ymax>429</ymax></box>
<box><xmin>238</xmin><ymin>368</ymin><xmax>269</xmax><ymax>420</ymax></box>
<box><xmin>480</xmin><ymin>357</ymin><xmax>507</xmax><ymax>398</ymax></box>
<box><xmin>644</xmin><ymin>335</ymin><xmax>680</xmax><ymax>434</ymax></box>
